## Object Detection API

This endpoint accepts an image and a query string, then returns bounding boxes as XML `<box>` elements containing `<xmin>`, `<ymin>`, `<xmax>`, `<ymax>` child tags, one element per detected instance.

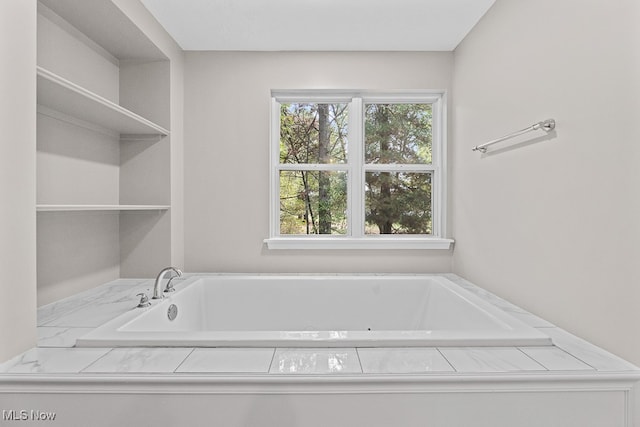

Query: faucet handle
<box><xmin>164</xmin><ymin>277</ymin><xmax>177</xmax><ymax>293</ymax></box>
<box><xmin>136</xmin><ymin>293</ymin><xmax>151</xmax><ymax>308</ymax></box>
<box><xmin>164</xmin><ymin>269</ymin><xmax>184</xmax><ymax>293</ymax></box>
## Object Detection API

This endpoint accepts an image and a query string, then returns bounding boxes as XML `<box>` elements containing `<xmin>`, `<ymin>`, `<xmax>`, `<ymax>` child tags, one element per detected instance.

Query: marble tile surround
<box><xmin>83</xmin><ymin>348</ymin><xmax>194</xmax><ymax>373</ymax></box>
<box><xmin>518</xmin><ymin>346</ymin><xmax>593</xmax><ymax>371</ymax></box>
<box><xmin>438</xmin><ymin>347</ymin><xmax>546</xmax><ymax>373</ymax></box>
<box><xmin>358</xmin><ymin>348</ymin><xmax>454</xmax><ymax>374</ymax></box>
<box><xmin>38</xmin><ymin>279</ymin><xmax>153</xmax><ymax>328</ymax></box>
<box><xmin>37</xmin><ymin>327</ymin><xmax>95</xmax><ymax>348</ymax></box>
<box><xmin>177</xmin><ymin>348</ymin><xmax>275</xmax><ymax>373</ymax></box>
<box><xmin>271</xmin><ymin>348</ymin><xmax>362</xmax><ymax>374</ymax></box>
<box><xmin>1</xmin><ymin>274</ymin><xmax>638</xmax><ymax>377</ymax></box>
<box><xmin>2</xmin><ymin>348</ymin><xmax>112</xmax><ymax>374</ymax></box>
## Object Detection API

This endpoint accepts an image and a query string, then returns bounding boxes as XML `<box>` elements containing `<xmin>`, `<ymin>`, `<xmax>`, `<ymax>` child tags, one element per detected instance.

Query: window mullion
<box><xmin>278</xmin><ymin>164</ymin><xmax>349</xmax><ymax>171</ymax></box>
<box><xmin>349</xmin><ymin>97</ymin><xmax>364</xmax><ymax>238</ymax></box>
<box><xmin>271</xmin><ymin>98</ymin><xmax>281</xmax><ymax>237</ymax></box>
<box><xmin>432</xmin><ymin>95</ymin><xmax>444</xmax><ymax>237</ymax></box>
<box><xmin>363</xmin><ymin>164</ymin><xmax>436</xmax><ymax>172</ymax></box>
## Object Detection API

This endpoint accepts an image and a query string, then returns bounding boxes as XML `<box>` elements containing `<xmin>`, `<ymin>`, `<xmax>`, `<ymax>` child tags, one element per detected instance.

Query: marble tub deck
<box><xmin>1</xmin><ymin>274</ymin><xmax>638</xmax><ymax>379</ymax></box>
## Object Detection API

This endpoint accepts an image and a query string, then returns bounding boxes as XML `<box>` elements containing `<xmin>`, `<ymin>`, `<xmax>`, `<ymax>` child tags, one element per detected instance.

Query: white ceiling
<box><xmin>140</xmin><ymin>0</ymin><xmax>496</xmax><ymax>51</ymax></box>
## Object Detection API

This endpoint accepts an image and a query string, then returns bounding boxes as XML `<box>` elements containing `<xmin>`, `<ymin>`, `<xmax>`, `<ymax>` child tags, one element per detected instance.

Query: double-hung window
<box><xmin>266</xmin><ymin>90</ymin><xmax>452</xmax><ymax>250</ymax></box>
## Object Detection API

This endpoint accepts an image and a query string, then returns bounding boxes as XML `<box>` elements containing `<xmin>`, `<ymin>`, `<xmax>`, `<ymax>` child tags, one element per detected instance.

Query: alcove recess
<box><xmin>36</xmin><ymin>0</ymin><xmax>172</xmax><ymax>305</ymax></box>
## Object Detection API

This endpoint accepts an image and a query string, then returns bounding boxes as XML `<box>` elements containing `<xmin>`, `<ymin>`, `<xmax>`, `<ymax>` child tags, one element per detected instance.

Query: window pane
<box><xmin>280</xmin><ymin>170</ymin><xmax>347</xmax><ymax>235</ymax></box>
<box><xmin>365</xmin><ymin>104</ymin><xmax>432</xmax><ymax>164</ymax></box>
<box><xmin>280</xmin><ymin>103</ymin><xmax>348</xmax><ymax>164</ymax></box>
<box><xmin>365</xmin><ymin>172</ymin><xmax>432</xmax><ymax>235</ymax></box>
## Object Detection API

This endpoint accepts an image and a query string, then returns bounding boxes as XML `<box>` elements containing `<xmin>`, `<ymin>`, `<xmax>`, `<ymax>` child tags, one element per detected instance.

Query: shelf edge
<box><xmin>37</xmin><ymin>66</ymin><xmax>170</xmax><ymax>136</ymax></box>
<box><xmin>36</xmin><ymin>205</ymin><xmax>171</xmax><ymax>212</ymax></box>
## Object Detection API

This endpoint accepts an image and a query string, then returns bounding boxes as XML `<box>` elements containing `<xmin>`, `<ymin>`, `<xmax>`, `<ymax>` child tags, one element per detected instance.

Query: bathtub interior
<box><xmin>119</xmin><ymin>276</ymin><xmax>512</xmax><ymax>333</ymax></box>
<box><xmin>75</xmin><ymin>275</ymin><xmax>553</xmax><ymax>347</ymax></box>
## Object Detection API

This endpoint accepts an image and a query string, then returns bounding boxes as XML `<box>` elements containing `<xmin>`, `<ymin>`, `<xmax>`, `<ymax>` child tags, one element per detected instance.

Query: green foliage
<box><xmin>279</xmin><ymin>102</ymin><xmax>433</xmax><ymax>235</ymax></box>
<box><xmin>365</xmin><ymin>172</ymin><xmax>432</xmax><ymax>234</ymax></box>
<box><xmin>365</xmin><ymin>104</ymin><xmax>432</xmax><ymax>164</ymax></box>
<box><xmin>279</xmin><ymin>171</ymin><xmax>347</xmax><ymax>235</ymax></box>
<box><xmin>279</xmin><ymin>103</ymin><xmax>347</xmax><ymax>164</ymax></box>
<box><xmin>364</xmin><ymin>104</ymin><xmax>433</xmax><ymax>234</ymax></box>
<box><xmin>279</xmin><ymin>103</ymin><xmax>348</xmax><ymax>235</ymax></box>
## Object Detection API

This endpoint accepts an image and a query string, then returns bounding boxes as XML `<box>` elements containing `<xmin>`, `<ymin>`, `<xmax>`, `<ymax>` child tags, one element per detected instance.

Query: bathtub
<box><xmin>76</xmin><ymin>275</ymin><xmax>552</xmax><ymax>347</ymax></box>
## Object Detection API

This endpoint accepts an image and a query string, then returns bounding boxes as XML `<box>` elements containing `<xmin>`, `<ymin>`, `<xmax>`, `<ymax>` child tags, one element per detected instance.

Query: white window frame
<box><xmin>265</xmin><ymin>90</ymin><xmax>453</xmax><ymax>250</ymax></box>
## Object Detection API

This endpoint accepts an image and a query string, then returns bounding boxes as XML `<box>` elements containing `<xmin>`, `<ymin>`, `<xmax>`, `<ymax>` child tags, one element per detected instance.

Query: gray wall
<box><xmin>0</xmin><ymin>0</ymin><xmax>37</xmax><ymax>362</ymax></box>
<box><xmin>452</xmin><ymin>0</ymin><xmax>640</xmax><ymax>364</ymax></box>
<box><xmin>184</xmin><ymin>51</ymin><xmax>454</xmax><ymax>273</ymax></box>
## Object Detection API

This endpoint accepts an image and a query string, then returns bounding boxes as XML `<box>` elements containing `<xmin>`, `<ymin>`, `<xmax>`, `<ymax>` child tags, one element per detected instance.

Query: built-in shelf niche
<box><xmin>35</xmin><ymin>65</ymin><xmax>171</xmax><ymax>208</ymax></box>
<box><xmin>36</xmin><ymin>0</ymin><xmax>174</xmax><ymax>305</ymax></box>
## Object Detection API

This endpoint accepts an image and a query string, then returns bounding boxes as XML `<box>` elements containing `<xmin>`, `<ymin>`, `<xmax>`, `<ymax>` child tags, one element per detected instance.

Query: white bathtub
<box><xmin>76</xmin><ymin>275</ymin><xmax>552</xmax><ymax>347</ymax></box>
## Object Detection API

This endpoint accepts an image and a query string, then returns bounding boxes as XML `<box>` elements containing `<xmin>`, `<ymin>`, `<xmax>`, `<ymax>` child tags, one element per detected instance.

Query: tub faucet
<box><xmin>153</xmin><ymin>267</ymin><xmax>182</xmax><ymax>299</ymax></box>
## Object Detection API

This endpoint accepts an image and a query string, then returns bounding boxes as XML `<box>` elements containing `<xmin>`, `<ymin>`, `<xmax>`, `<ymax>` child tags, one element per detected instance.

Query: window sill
<box><xmin>263</xmin><ymin>237</ymin><xmax>454</xmax><ymax>250</ymax></box>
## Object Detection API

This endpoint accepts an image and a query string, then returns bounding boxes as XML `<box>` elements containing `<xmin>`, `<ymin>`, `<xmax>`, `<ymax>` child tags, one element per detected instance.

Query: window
<box><xmin>266</xmin><ymin>91</ymin><xmax>452</xmax><ymax>250</ymax></box>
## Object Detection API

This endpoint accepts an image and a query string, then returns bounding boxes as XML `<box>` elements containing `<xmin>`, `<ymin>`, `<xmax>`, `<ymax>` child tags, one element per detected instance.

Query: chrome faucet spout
<box><xmin>152</xmin><ymin>267</ymin><xmax>182</xmax><ymax>299</ymax></box>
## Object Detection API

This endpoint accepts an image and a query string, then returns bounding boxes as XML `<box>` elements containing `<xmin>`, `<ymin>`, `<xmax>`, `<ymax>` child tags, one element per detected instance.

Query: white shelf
<box><xmin>37</xmin><ymin>67</ymin><xmax>169</xmax><ymax>137</ymax></box>
<box><xmin>36</xmin><ymin>205</ymin><xmax>170</xmax><ymax>212</ymax></box>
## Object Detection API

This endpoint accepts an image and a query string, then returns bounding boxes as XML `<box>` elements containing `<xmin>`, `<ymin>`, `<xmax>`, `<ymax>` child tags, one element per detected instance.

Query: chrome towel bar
<box><xmin>472</xmin><ymin>119</ymin><xmax>556</xmax><ymax>153</ymax></box>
